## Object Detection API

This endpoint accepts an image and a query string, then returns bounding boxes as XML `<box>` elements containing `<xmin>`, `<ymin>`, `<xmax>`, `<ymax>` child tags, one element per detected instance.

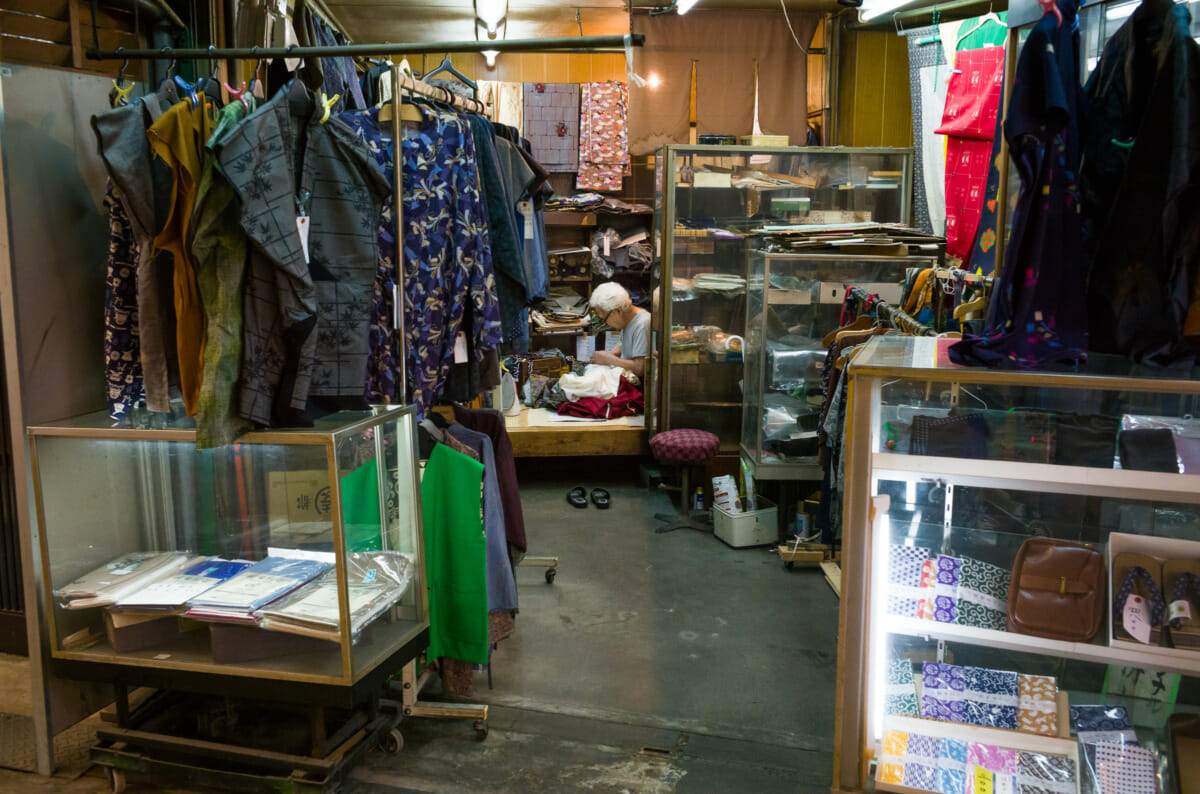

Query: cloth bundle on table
<box><xmin>935</xmin><ymin>45</ymin><xmax>1005</xmax><ymax>269</ymax></box>
<box><xmin>577</xmin><ymin>81</ymin><xmax>631</xmax><ymax>192</ymax></box>
<box><xmin>558</xmin><ymin>378</ymin><xmax>643</xmax><ymax>419</ymax></box>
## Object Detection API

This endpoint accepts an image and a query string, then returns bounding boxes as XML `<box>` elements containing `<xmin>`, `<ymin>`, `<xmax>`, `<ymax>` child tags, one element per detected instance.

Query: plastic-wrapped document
<box><xmin>185</xmin><ymin>556</ymin><xmax>332</xmax><ymax>617</ymax></box>
<box><xmin>54</xmin><ymin>551</ymin><xmax>193</xmax><ymax>609</ymax></box>
<box><xmin>115</xmin><ymin>559</ymin><xmax>255</xmax><ymax>611</ymax></box>
<box><xmin>258</xmin><ymin>552</ymin><xmax>416</xmax><ymax>643</ymax></box>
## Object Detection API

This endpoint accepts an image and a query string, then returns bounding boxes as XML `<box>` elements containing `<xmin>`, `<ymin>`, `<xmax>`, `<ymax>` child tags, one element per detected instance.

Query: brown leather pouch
<box><xmin>1007</xmin><ymin>537</ymin><xmax>1106</xmax><ymax>641</ymax></box>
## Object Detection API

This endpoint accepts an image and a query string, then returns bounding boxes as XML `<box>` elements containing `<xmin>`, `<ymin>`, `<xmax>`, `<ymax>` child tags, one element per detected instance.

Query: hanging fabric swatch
<box><xmin>523</xmin><ymin>83</ymin><xmax>579</xmax><ymax>172</ymax></box>
<box><xmin>935</xmin><ymin>45</ymin><xmax>1005</xmax><ymax>269</ymax></box>
<box><xmin>904</xmin><ymin>26</ymin><xmax>948</xmax><ymax>235</ymax></box>
<box><xmin>577</xmin><ymin>81</ymin><xmax>630</xmax><ymax>192</ymax></box>
<box><xmin>102</xmin><ymin>183</ymin><xmax>143</xmax><ymax>421</ymax></box>
<box><xmin>479</xmin><ymin>81</ymin><xmax>523</xmax><ymax>130</ymax></box>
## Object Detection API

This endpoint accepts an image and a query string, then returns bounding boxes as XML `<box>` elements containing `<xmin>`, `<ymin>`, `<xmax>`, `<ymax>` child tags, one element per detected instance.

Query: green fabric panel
<box><xmin>340</xmin><ymin>458</ymin><xmax>383</xmax><ymax>552</ymax></box>
<box><xmin>420</xmin><ymin>444</ymin><xmax>488</xmax><ymax>665</ymax></box>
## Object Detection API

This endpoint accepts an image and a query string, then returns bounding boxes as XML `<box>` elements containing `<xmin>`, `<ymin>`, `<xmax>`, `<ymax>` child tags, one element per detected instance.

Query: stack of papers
<box><xmin>55</xmin><ymin>552</ymin><xmax>194</xmax><ymax>610</ymax></box>
<box><xmin>258</xmin><ymin>552</ymin><xmax>416</xmax><ymax>643</ymax></box>
<box><xmin>694</xmin><ymin>274</ymin><xmax>746</xmax><ymax>294</ymax></box>
<box><xmin>114</xmin><ymin>559</ymin><xmax>255</xmax><ymax>612</ymax></box>
<box><xmin>185</xmin><ymin>556</ymin><xmax>332</xmax><ymax>625</ymax></box>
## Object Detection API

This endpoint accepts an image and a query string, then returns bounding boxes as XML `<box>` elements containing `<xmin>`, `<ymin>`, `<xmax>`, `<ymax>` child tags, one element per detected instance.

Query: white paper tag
<box><xmin>517</xmin><ymin>200</ymin><xmax>533</xmax><ymax>240</ymax></box>
<box><xmin>392</xmin><ymin>284</ymin><xmax>401</xmax><ymax>330</ymax></box>
<box><xmin>296</xmin><ymin>216</ymin><xmax>311</xmax><ymax>264</ymax></box>
<box><xmin>1170</xmin><ymin>599</ymin><xmax>1193</xmax><ymax>623</ymax></box>
<box><xmin>1123</xmin><ymin>594</ymin><xmax>1153</xmax><ymax>644</ymax></box>
<box><xmin>603</xmin><ymin>235</ymin><xmax>611</xmax><ymax>257</ymax></box>
<box><xmin>453</xmin><ymin>331</ymin><xmax>468</xmax><ymax>364</ymax></box>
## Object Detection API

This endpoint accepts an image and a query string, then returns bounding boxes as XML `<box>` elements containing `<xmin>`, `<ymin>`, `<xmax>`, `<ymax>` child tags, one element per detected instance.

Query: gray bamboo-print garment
<box><xmin>215</xmin><ymin>81</ymin><xmax>389</xmax><ymax>424</ymax></box>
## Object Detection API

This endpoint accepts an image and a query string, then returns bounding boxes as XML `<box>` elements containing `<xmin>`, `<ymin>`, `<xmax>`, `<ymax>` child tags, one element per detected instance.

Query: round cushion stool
<box><xmin>650</xmin><ymin>429</ymin><xmax>720</xmax><ymax>533</ymax></box>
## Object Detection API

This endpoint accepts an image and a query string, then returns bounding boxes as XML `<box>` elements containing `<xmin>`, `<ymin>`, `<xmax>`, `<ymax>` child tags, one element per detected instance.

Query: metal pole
<box><xmin>391</xmin><ymin>64</ymin><xmax>406</xmax><ymax>408</ymax></box>
<box><xmin>84</xmin><ymin>34</ymin><xmax>645</xmax><ymax>61</ymax></box>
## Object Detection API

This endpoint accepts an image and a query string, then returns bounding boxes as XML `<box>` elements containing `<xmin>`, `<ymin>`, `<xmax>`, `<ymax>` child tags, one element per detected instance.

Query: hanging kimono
<box><xmin>949</xmin><ymin>0</ymin><xmax>1086</xmax><ymax>369</ymax></box>
<box><xmin>577</xmin><ymin>81</ymin><xmax>631</xmax><ymax>192</ymax></box>
<box><xmin>1082</xmin><ymin>0</ymin><xmax>1200</xmax><ymax>364</ymax></box>
<box><xmin>101</xmin><ymin>183</ymin><xmax>142</xmax><ymax>420</ymax></box>
<box><xmin>400</xmin><ymin>106</ymin><xmax>503</xmax><ymax>417</ymax></box>
<box><xmin>215</xmin><ymin>81</ymin><xmax>389</xmax><ymax>425</ymax></box>
<box><xmin>935</xmin><ymin>46</ymin><xmax>1005</xmax><ymax>269</ymax></box>
<box><xmin>522</xmin><ymin>82</ymin><xmax>579</xmax><ymax>172</ymax></box>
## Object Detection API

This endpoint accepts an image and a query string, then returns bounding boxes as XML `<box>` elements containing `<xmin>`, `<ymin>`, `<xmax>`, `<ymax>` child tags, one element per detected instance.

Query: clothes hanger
<box><xmin>422</xmin><ymin>54</ymin><xmax>478</xmax><ymax>94</ymax></box>
<box><xmin>822</xmin><ymin>316</ymin><xmax>873</xmax><ymax>347</ymax></box>
<box><xmin>224</xmin><ymin>78</ymin><xmax>250</xmax><ymax>112</ymax></box>
<box><xmin>318</xmin><ymin>91</ymin><xmax>340</xmax><ymax>123</ymax></box>
<box><xmin>955</xmin><ymin>5</ymin><xmax>1004</xmax><ymax>49</ymax></box>
<box><xmin>1037</xmin><ymin>0</ymin><xmax>1062</xmax><ymax>27</ymax></box>
<box><xmin>111</xmin><ymin>58</ymin><xmax>134</xmax><ymax>107</ymax></box>
<box><xmin>953</xmin><ymin>294</ymin><xmax>988</xmax><ymax>321</ymax></box>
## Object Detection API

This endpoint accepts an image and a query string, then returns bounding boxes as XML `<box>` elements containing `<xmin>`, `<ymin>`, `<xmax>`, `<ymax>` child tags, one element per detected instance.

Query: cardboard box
<box><xmin>1108</xmin><ymin>532</ymin><xmax>1200</xmax><ymax>657</ymax></box>
<box><xmin>209</xmin><ymin>623</ymin><xmax>338</xmax><ymax>665</ymax></box>
<box><xmin>714</xmin><ymin>497</ymin><xmax>777</xmax><ymax>549</ymax></box>
<box><xmin>104</xmin><ymin>609</ymin><xmax>195</xmax><ymax>653</ymax></box>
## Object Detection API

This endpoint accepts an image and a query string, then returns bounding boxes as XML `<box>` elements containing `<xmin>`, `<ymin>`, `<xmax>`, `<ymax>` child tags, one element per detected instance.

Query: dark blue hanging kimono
<box><xmin>949</xmin><ymin>0</ymin><xmax>1087</xmax><ymax>369</ymax></box>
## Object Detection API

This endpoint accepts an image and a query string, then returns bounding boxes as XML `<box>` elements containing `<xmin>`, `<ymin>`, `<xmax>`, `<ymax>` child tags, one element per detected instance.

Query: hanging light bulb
<box><xmin>482</xmin><ymin>49</ymin><xmax>500</xmax><ymax>68</ymax></box>
<box><xmin>475</xmin><ymin>0</ymin><xmax>509</xmax><ymax>39</ymax></box>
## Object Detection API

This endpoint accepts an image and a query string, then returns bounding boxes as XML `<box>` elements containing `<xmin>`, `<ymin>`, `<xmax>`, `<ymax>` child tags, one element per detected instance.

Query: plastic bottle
<box><xmin>694</xmin><ymin>487</ymin><xmax>704</xmax><ymax>511</ymax></box>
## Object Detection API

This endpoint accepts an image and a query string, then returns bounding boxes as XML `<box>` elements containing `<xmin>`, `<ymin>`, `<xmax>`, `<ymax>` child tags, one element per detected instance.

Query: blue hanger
<box><xmin>173</xmin><ymin>74</ymin><xmax>204</xmax><ymax>107</ymax></box>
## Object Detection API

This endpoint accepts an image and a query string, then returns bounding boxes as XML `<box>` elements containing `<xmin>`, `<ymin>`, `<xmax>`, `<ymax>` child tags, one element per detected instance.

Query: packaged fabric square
<box><xmin>1093</xmin><ymin>742</ymin><xmax>1156</xmax><ymax>794</ymax></box>
<box><xmin>1017</xmin><ymin>751</ymin><xmax>1076</xmax><ymax>794</ymax></box>
<box><xmin>1018</xmin><ymin>674</ymin><xmax>1058</xmax><ymax>736</ymax></box>
<box><xmin>877</xmin><ymin>730</ymin><xmax>908</xmax><ymax>785</ymax></box>
<box><xmin>967</xmin><ymin>742</ymin><xmax>1017</xmax><ymax>794</ymax></box>
<box><xmin>938</xmin><ymin>738</ymin><xmax>968</xmax><ymax>794</ymax></box>
<box><xmin>918</xmin><ymin>558</ymin><xmax>938</xmax><ymax>620</ymax></box>
<box><xmin>955</xmin><ymin>556</ymin><xmax>1010</xmax><ymax>631</ymax></box>
<box><xmin>888</xmin><ymin>544</ymin><xmax>930</xmax><ymax>618</ymax></box>
<box><xmin>921</xmin><ymin>662</ymin><xmax>968</xmax><ymax>723</ymax></box>
<box><xmin>930</xmin><ymin>555</ymin><xmax>962</xmax><ymax>623</ymax></box>
<box><xmin>963</xmin><ymin>666</ymin><xmax>1019</xmax><ymax>730</ymax></box>
<box><xmin>902</xmin><ymin>733</ymin><xmax>940</xmax><ymax>792</ymax></box>
<box><xmin>1071</xmin><ymin>704</ymin><xmax>1138</xmax><ymax>784</ymax></box>
<box><xmin>886</xmin><ymin>657</ymin><xmax>921</xmax><ymax>717</ymax></box>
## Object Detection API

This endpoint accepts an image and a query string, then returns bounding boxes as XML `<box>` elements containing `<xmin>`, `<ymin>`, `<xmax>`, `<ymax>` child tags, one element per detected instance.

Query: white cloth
<box><xmin>919</xmin><ymin>66</ymin><xmax>948</xmax><ymax>236</ymax></box>
<box><xmin>558</xmin><ymin>364</ymin><xmax>623</xmax><ymax>402</ymax></box>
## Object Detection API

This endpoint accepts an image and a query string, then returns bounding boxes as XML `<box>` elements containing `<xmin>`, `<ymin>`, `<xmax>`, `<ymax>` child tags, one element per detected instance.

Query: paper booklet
<box><xmin>185</xmin><ymin>556</ymin><xmax>332</xmax><ymax>615</ymax></box>
<box><xmin>55</xmin><ymin>552</ymin><xmax>194</xmax><ymax>609</ymax></box>
<box><xmin>114</xmin><ymin>559</ymin><xmax>255</xmax><ymax>611</ymax></box>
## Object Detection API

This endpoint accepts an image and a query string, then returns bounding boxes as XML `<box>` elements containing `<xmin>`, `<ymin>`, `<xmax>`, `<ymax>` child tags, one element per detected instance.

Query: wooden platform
<box><xmin>504</xmin><ymin>408</ymin><xmax>648</xmax><ymax>458</ymax></box>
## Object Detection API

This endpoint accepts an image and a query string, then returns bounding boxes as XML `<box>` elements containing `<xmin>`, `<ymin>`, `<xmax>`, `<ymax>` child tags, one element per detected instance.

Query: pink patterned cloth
<box><xmin>967</xmin><ymin>742</ymin><xmax>1018</xmax><ymax>794</ymax></box>
<box><xmin>577</xmin><ymin>81</ymin><xmax>631</xmax><ymax>192</ymax></box>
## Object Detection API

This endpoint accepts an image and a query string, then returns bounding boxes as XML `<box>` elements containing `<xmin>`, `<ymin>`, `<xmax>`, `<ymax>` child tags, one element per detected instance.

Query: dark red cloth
<box><xmin>452</xmin><ymin>405</ymin><xmax>526</xmax><ymax>553</ymax></box>
<box><xmin>557</xmin><ymin>380</ymin><xmax>644</xmax><ymax>419</ymax></box>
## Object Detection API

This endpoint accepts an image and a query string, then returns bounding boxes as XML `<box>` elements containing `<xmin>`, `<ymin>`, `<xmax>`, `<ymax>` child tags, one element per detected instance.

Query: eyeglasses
<box><xmin>600</xmin><ymin>309</ymin><xmax>614</xmax><ymax>325</ymax></box>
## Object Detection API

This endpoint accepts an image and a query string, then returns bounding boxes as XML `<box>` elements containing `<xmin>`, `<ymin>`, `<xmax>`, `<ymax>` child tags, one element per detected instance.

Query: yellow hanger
<box><xmin>319</xmin><ymin>92</ymin><xmax>340</xmax><ymax>124</ymax></box>
<box><xmin>953</xmin><ymin>295</ymin><xmax>988</xmax><ymax>321</ymax></box>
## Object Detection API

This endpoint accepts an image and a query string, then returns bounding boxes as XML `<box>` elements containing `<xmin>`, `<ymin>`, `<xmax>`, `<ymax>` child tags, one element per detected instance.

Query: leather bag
<box><xmin>1007</xmin><ymin>537</ymin><xmax>1106</xmax><ymax>641</ymax></box>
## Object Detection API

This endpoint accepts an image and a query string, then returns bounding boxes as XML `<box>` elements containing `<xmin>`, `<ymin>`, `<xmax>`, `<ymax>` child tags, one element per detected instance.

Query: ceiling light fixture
<box><xmin>482</xmin><ymin>49</ymin><xmax>500</xmax><ymax>68</ymax></box>
<box><xmin>677</xmin><ymin>0</ymin><xmax>700</xmax><ymax>13</ymax></box>
<box><xmin>474</xmin><ymin>0</ymin><xmax>509</xmax><ymax>39</ymax></box>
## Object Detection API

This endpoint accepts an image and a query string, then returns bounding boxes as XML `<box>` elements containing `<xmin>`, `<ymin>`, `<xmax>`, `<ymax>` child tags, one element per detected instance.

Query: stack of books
<box><xmin>184</xmin><ymin>556</ymin><xmax>332</xmax><ymax>625</ymax></box>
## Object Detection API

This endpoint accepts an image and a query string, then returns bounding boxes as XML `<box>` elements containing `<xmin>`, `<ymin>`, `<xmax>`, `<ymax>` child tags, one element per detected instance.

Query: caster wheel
<box><xmin>545</xmin><ymin>568</ymin><xmax>556</xmax><ymax>584</ymax></box>
<box><xmin>474</xmin><ymin>720</ymin><xmax>489</xmax><ymax>740</ymax></box>
<box><xmin>109</xmin><ymin>768</ymin><xmax>126</xmax><ymax>794</ymax></box>
<box><xmin>785</xmin><ymin>561</ymin><xmax>794</xmax><ymax>570</ymax></box>
<box><xmin>379</xmin><ymin>727</ymin><xmax>404</xmax><ymax>754</ymax></box>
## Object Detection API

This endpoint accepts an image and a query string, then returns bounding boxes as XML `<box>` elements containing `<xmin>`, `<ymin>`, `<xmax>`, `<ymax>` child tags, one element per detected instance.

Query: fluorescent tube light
<box><xmin>859</xmin><ymin>0</ymin><xmax>920</xmax><ymax>22</ymax></box>
<box><xmin>677</xmin><ymin>0</ymin><xmax>700</xmax><ymax>13</ymax></box>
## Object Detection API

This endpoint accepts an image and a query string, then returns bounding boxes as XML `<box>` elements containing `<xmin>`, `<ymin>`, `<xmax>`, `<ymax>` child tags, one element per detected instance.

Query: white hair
<box><xmin>589</xmin><ymin>281</ymin><xmax>631</xmax><ymax>314</ymax></box>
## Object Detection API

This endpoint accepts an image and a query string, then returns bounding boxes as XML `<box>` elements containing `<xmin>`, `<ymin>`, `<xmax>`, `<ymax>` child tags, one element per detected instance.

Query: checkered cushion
<box><xmin>650</xmin><ymin>429</ymin><xmax>720</xmax><ymax>464</ymax></box>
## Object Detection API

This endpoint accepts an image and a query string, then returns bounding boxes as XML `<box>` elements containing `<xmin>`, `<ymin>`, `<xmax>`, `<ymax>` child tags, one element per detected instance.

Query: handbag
<box><xmin>1007</xmin><ymin>537</ymin><xmax>1106</xmax><ymax>641</ymax></box>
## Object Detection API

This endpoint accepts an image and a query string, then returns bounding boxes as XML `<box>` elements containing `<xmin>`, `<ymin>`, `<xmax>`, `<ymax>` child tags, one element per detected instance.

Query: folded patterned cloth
<box><xmin>878</xmin><ymin>730</ymin><xmax>908</xmax><ymax>785</ymax></box>
<box><xmin>922</xmin><ymin>662</ymin><xmax>968</xmax><ymax>723</ymax></box>
<box><xmin>1017</xmin><ymin>751</ymin><xmax>1076</xmax><ymax>794</ymax></box>
<box><xmin>955</xmin><ymin>556</ymin><xmax>1010</xmax><ymax>630</ymax></box>
<box><xmin>938</xmin><ymin>738</ymin><xmax>969</xmax><ymax>794</ymax></box>
<box><xmin>927</xmin><ymin>555</ymin><xmax>962</xmax><ymax>623</ymax></box>
<box><xmin>1070</xmin><ymin>705</ymin><xmax>1138</xmax><ymax>787</ymax></box>
<box><xmin>889</xmin><ymin>544</ymin><xmax>931</xmax><ymax>618</ymax></box>
<box><xmin>1018</xmin><ymin>674</ymin><xmax>1059</xmax><ymax>736</ymax></box>
<box><xmin>967</xmin><ymin>742</ymin><xmax>1018</xmax><ymax>794</ymax></box>
<box><xmin>903</xmin><ymin>733</ymin><xmax>940</xmax><ymax>792</ymax></box>
<box><xmin>886</xmin><ymin>657</ymin><xmax>921</xmax><ymax>717</ymax></box>
<box><xmin>1094</xmin><ymin>742</ymin><xmax>1156</xmax><ymax>794</ymax></box>
<box><xmin>922</xmin><ymin>663</ymin><xmax>1019</xmax><ymax>729</ymax></box>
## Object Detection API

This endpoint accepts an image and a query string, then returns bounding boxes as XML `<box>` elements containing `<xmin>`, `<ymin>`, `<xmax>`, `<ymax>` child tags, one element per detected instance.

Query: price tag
<box><xmin>392</xmin><ymin>284</ymin><xmax>401</xmax><ymax>330</ymax></box>
<box><xmin>1170</xmin><ymin>598</ymin><xmax>1193</xmax><ymax>623</ymax></box>
<box><xmin>974</xmin><ymin>768</ymin><xmax>994</xmax><ymax>794</ymax></box>
<box><xmin>296</xmin><ymin>216</ymin><xmax>311</xmax><ymax>264</ymax></box>
<box><xmin>603</xmin><ymin>235</ymin><xmax>611</xmax><ymax>257</ymax></box>
<box><xmin>517</xmin><ymin>200</ymin><xmax>533</xmax><ymax>240</ymax></box>
<box><xmin>453</xmin><ymin>331</ymin><xmax>468</xmax><ymax>364</ymax></box>
<box><xmin>1123</xmin><ymin>594</ymin><xmax>1153</xmax><ymax>644</ymax></box>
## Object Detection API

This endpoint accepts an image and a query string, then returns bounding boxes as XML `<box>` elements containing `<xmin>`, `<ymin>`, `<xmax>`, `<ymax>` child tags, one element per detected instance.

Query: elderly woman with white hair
<box><xmin>587</xmin><ymin>282</ymin><xmax>650</xmax><ymax>379</ymax></box>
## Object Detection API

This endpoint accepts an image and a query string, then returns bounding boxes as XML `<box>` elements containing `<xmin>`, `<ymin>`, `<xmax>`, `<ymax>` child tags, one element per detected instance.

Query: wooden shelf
<box><xmin>545</xmin><ymin>211</ymin><xmax>596</xmax><ymax>226</ymax></box>
<box><xmin>549</xmin><ymin>276</ymin><xmax>591</xmax><ymax>283</ymax></box>
<box><xmin>532</xmin><ymin>328</ymin><xmax>587</xmax><ymax>337</ymax></box>
<box><xmin>888</xmin><ymin>616</ymin><xmax>1200</xmax><ymax>678</ymax></box>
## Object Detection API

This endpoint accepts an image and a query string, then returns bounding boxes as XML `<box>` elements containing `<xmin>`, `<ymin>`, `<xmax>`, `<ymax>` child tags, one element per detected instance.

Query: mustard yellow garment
<box><xmin>147</xmin><ymin>99</ymin><xmax>215</xmax><ymax>416</ymax></box>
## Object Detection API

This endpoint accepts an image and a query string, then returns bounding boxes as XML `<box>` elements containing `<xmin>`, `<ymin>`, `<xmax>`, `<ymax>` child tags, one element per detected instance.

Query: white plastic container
<box><xmin>713</xmin><ymin>497</ymin><xmax>777</xmax><ymax>548</ymax></box>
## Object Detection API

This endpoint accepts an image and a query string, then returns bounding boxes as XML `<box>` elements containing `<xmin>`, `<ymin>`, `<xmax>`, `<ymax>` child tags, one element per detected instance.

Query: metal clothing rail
<box><xmin>846</xmin><ymin>286</ymin><xmax>937</xmax><ymax>336</ymax></box>
<box><xmin>84</xmin><ymin>34</ymin><xmax>646</xmax><ymax>62</ymax></box>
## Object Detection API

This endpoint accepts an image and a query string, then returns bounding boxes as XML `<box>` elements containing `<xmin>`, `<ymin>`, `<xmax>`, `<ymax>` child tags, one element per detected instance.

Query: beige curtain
<box><xmin>629</xmin><ymin>10</ymin><xmax>820</xmax><ymax>155</ymax></box>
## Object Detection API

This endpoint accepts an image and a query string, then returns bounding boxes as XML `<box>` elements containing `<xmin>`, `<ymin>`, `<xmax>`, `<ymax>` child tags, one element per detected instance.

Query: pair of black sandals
<box><xmin>567</xmin><ymin>487</ymin><xmax>610</xmax><ymax>509</ymax></box>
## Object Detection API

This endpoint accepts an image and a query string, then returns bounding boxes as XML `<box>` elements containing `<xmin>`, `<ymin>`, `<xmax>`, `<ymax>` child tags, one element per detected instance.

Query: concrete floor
<box><xmin>0</xmin><ymin>475</ymin><xmax>841</xmax><ymax>793</ymax></box>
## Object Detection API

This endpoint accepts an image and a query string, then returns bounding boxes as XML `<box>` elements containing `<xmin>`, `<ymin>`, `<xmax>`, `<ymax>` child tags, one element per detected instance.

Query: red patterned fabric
<box><xmin>650</xmin><ymin>428</ymin><xmax>720</xmax><ymax>464</ymax></box>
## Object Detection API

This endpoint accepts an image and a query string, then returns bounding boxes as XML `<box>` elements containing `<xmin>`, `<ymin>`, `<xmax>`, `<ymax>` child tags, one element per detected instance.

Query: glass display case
<box><xmin>740</xmin><ymin>251</ymin><xmax>935</xmax><ymax>477</ymax></box>
<box><xmin>29</xmin><ymin>406</ymin><xmax>426</xmax><ymax>694</ymax></box>
<box><xmin>651</xmin><ymin>145</ymin><xmax>914</xmax><ymax>450</ymax></box>
<box><xmin>833</xmin><ymin>335</ymin><xmax>1200</xmax><ymax>794</ymax></box>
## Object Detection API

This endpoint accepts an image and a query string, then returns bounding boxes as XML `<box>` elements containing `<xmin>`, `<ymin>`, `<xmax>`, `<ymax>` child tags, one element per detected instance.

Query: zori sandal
<box><xmin>567</xmin><ymin>486</ymin><xmax>588</xmax><ymax>509</ymax></box>
<box><xmin>590</xmin><ymin>488</ymin><xmax>611</xmax><ymax>509</ymax></box>
<box><xmin>1112</xmin><ymin>552</ymin><xmax>1166</xmax><ymax>645</ymax></box>
<box><xmin>1164</xmin><ymin>560</ymin><xmax>1200</xmax><ymax>649</ymax></box>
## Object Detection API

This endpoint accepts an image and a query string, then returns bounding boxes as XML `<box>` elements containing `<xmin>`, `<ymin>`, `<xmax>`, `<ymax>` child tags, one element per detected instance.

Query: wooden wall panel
<box><xmin>0</xmin><ymin>0</ymin><xmax>142</xmax><ymax>78</ymax></box>
<box><xmin>835</xmin><ymin>26</ymin><xmax>912</xmax><ymax>148</ymax></box>
<box><xmin>404</xmin><ymin>51</ymin><xmax>624</xmax><ymax>84</ymax></box>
